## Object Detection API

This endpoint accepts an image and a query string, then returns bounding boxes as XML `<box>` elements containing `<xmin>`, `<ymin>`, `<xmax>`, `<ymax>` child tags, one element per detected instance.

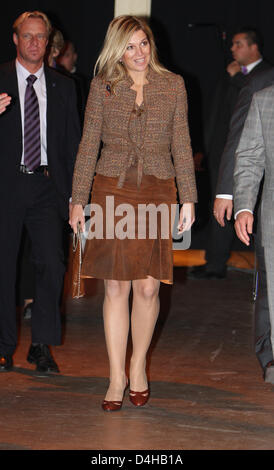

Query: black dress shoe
<box><xmin>27</xmin><ymin>344</ymin><xmax>59</xmax><ymax>374</ymax></box>
<box><xmin>187</xmin><ymin>264</ymin><xmax>226</xmax><ymax>280</ymax></box>
<box><xmin>0</xmin><ymin>354</ymin><xmax>13</xmax><ymax>372</ymax></box>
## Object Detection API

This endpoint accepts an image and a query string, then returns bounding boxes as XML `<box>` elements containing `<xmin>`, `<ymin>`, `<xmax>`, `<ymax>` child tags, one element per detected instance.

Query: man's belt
<box><xmin>19</xmin><ymin>165</ymin><xmax>50</xmax><ymax>177</ymax></box>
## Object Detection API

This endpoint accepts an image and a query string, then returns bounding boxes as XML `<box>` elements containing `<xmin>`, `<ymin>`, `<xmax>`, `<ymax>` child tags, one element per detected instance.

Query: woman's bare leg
<box><xmin>103</xmin><ymin>279</ymin><xmax>131</xmax><ymax>401</ymax></box>
<box><xmin>130</xmin><ymin>276</ymin><xmax>160</xmax><ymax>391</ymax></box>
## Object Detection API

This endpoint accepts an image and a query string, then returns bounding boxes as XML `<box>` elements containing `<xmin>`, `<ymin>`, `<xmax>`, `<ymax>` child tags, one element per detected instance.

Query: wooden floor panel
<box><xmin>1</xmin><ymin>267</ymin><xmax>273</xmax><ymax>452</ymax></box>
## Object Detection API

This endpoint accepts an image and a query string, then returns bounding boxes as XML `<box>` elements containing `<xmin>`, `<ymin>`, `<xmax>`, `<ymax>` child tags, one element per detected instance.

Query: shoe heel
<box><xmin>101</xmin><ymin>377</ymin><xmax>128</xmax><ymax>412</ymax></box>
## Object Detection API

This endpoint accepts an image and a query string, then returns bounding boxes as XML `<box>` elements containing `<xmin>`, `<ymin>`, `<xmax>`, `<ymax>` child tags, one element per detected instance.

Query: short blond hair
<box><xmin>13</xmin><ymin>11</ymin><xmax>52</xmax><ymax>37</ymax></box>
<box><xmin>94</xmin><ymin>15</ymin><xmax>169</xmax><ymax>90</ymax></box>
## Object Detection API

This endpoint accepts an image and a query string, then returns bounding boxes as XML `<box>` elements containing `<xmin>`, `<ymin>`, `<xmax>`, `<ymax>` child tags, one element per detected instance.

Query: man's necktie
<box><xmin>242</xmin><ymin>66</ymin><xmax>248</xmax><ymax>75</ymax></box>
<box><xmin>24</xmin><ymin>75</ymin><xmax>41</xmax><ymax>170</ymax></box>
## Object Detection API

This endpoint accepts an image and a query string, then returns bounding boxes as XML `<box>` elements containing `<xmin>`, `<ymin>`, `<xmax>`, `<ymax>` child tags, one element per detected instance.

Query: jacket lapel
<box><xmin>44</xmin><ymin>66</ymin><xmax>58</xmax><ymax>167</ymax></box>
<box><xmin>115</xmin><ymin>80</ymin><xmax>136</xmax><ymax>135</ymax></box>
<box><xmin>249</xmin><ymin>60</ymin><xmax>266</xmax><ymax>77</ymax></box>
<box><xmin>142</xmin><ymin>69</ymin><xmax>159</xmax><ymax>147</ymax></box>
<box><xmin>114</xmin><ymin>69</ymin><xmax>157</xmax><ymax>146</ymax></box>
<box><xmin>6</xmin><ymin>61</ymin><xmax>23</xmax><ymax>160</ymax></box>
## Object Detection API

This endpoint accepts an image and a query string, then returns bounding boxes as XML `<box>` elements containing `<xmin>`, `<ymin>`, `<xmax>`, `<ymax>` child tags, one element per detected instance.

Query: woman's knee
<box><xmin>133</xmin><ymin>279</ymin><xmax>160</xmax><ymax>301</ymax></box>
<box><xmin>104</xmin><ymin>280</ymin><xmax>131</xmax><ymax>300</ymax></box>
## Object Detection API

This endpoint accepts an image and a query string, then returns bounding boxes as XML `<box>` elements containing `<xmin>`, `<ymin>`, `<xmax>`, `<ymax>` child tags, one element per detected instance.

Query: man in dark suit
<box><xmin>188</xmin><ymin>28</ymin><xmax>272</xmax><ymax>280</ymax></box>
<box><xmin>213</xmin><ymin>67</ymin><xmax>274</xmax><ymax>382</ymax></box>
<box><xmin>0</xmin><ymin>11</ymin><xmax>80</xmax><ymax>373</ymax></box>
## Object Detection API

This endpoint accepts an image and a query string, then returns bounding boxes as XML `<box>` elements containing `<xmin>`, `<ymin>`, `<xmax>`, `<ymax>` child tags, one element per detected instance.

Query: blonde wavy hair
<box><xmin>94</xmin><ymin>15</ymin><xmax>169</xmax><ymax>90</ymax></box>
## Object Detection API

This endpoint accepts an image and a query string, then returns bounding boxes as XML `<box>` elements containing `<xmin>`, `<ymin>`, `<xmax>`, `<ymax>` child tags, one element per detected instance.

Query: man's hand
<box><xmin>226</xmin><ymin>61</ymin><xmax>241</xmax><ymax>77</ymax></box>
<box><xmin>213</xmin><ymin>198</ymin><xmax>233</xmax><ymax>227</ymax></box>
<box><xmin>0</xmin><ymin>93</ymin><xmax>11</xmax><ymax>114</ymax></box>
<box><xmin>234</xmin><ymin>211</ymin><xmax>254</xmax><ymax>246</ymax></box>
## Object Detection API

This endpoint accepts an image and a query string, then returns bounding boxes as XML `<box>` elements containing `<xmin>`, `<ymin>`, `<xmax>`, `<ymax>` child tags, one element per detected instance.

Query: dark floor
<box><xmin>1</xmin><ymin>268</ymin><xmax>274</xmax><ymax>451</ymax></box>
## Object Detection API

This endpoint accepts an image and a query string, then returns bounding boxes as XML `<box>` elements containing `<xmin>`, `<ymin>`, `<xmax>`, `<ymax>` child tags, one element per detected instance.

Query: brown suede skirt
<box><xmin>81</xmin><ymin>167</ymin><xmax>177</xmax><ymax>284</ymax></box>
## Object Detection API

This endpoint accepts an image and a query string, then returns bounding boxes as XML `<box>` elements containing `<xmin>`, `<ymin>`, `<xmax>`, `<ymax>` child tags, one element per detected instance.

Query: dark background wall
<box><xmin>151</xmin><ymin>0</ymin><xmax>274</xmax><ymax>153</ymax></box>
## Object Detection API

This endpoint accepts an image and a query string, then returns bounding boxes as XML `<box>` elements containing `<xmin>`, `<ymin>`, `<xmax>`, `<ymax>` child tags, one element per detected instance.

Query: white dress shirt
<box><xmin>16</xmin><ymin>59</ymin><xmax>47</xmax><ymax>165</ymax></box>
<box><xmin>241</xmin><ymin>58</ymin><xmax>262</xmax><ymax>74</ymax></box>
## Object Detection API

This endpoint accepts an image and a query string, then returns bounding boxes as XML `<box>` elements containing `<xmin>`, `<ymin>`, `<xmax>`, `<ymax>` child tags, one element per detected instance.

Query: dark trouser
<box><xmin>205</xmin><ymin>213</ymin><xmax>235</xmax><ymax>272</ymax></box>
<box><xmin>254</xmin><ymin>220</ymin><xmax>273</xmax><ymax>370</ymax></box>
<box><xmin>0</xmin><ymin>173</ymin><xmax>65</xmax><ymax>355</ymax></box>
<box><xmin>206</xmin><ymin>205</ymin><xmax>273</xmax><ymax>370</ymax></box>
<box><xmin>17</xmin><ymin>229</ymin><xmax>35</xmax><ymax>304</ymax></box>
<box><xmin>205</xmin><ymin>159</ymin><xmax>236</xmax><ymax>272</ymax></box>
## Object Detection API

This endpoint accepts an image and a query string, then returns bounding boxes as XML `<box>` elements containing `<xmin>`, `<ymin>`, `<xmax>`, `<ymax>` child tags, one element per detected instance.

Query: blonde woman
<box><xmin>70</xmin><ymin>15</ymin><xmax>197</xmax><ymax>411</ymax></box>
<box><xmin>46</xmin><ymin>28</ymin><xmax>64</xmax><ymax>68</ymax></box>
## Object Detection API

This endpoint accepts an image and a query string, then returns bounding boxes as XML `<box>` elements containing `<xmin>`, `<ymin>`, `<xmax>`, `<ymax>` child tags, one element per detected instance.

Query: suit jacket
<box><xmin>55</xmin><ymin>63</ymin><xmax>89</xmax><ymax>128</ymax></box>
<box><xmin>206</xmin><ymin>70</ymin><xmax>247</xmax><ymax>161</ymax></box>
<box><xmin>216</xmin><ymin>61</ymin><xmax>273</xmax><ymax>195</ymax></box>
<box><xmin>233</xmin><ymin>85</ymin><xmax>274</xmax><ymax>247</ymax></box>
<box><xmin>0</xmin><ymin>61</ymin><xmax>81</xmax><ymax>218</ymax></box>
<box><xmin>71</xmin><ymin>68</ymin><xmax>197</xmax><ymax>206</ymax></box>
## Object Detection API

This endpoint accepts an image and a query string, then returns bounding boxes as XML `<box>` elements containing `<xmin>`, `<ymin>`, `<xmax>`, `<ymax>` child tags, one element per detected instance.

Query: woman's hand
<box><xmin>69</xmin><ymin>204</ymin><xmax>85</xmax><ymax>234</ymax></box>
<box><xmin>177</xmin><ymin>202</ymin><xmax>195</xmax><ymax>234</ymax></box>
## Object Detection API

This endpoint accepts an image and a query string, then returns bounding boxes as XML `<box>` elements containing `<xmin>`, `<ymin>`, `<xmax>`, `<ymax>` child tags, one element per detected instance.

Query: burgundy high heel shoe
<box><xmin>102</xmin><ymin>378</ymin><xmax>128</xmax><ymax>412</ymax></box>
<box><xmin>129</xmin><ymin>388</ymin><xmax>150</xmax><ymax>407</ymax></box>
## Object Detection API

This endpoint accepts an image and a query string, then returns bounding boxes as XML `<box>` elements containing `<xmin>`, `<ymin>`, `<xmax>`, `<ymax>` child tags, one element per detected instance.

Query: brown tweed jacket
<box><xmin>71</xmin><ymin>67</ymin><xmax>197</xmax><ymax>205</ymax></box>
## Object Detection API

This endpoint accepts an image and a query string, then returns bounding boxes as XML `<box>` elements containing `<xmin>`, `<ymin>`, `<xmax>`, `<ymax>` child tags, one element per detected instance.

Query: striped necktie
<box><xmin>24</xmin><ymin>74</ymin><xmax>41</xmax><ymax>170</ymax></box>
